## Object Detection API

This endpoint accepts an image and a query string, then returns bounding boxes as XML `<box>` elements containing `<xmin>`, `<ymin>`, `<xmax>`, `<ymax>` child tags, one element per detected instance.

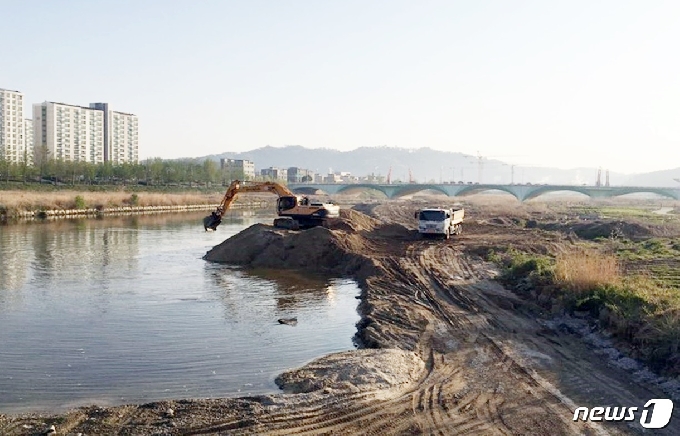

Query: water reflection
<box><xmin>208</xmin><ymin>267</ymin><xmax>337</xmax><ymax>312</ymax></box>
<box><xmin>0</xmin><ymin>211</ymin><xmax>360</xmax><ymax>414</ymax></box>
<box><xmin>0</xmin><ymin>220</ymin><xmax>138</xmax><ymax>300</ymax></box>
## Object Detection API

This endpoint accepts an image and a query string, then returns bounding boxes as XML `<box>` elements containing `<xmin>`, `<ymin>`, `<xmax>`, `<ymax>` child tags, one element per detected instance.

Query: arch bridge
<box><xmin>287</xmin><ymin>183</ymin><xmax>680</xmax><ymax>202</ymax></box>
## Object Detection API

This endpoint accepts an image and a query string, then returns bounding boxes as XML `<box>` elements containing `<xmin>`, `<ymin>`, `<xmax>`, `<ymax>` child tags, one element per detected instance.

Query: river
<box><xmin>0</xmin><ymin>211</ymin><xmax>360</xmax><ymax>414</ymax></box>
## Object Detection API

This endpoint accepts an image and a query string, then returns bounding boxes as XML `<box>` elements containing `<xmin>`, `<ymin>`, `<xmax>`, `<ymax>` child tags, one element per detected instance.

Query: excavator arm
<box><xmin>204</xmin><ymin>180</ymin><xmax>297</xmax><ymax>231</ymax></box>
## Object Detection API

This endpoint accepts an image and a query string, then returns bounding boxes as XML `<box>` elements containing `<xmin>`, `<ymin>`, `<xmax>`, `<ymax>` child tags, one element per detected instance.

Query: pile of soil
<box><xmin>204</xmin><ymin>225</ymin><xmax>375</xmax><ymax>278</ymax></box>
<box><xmin>326</xmin><ymin>209</ymin><xmax>380</xmax><ymax>233</ymax></box>
<box><xmin>275</xmin><ymin>349</ymin><xmax>424</xmax><ymax>395</ymax></box>
<box><xmin>541</xmin><ymin>219</ymin><xmax>656</xmax><ymax>240</ymax></box>
<box><xmin>203</xmin><ymin>210</ymin><xmax>388</xmax><ymax>280</ymax></box>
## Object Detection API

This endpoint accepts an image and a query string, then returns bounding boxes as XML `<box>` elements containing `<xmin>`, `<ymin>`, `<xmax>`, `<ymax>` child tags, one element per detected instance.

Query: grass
<box><xmin>488</xmin><ymin>246</ymin><xmax>680</xmax><ymax>375</ymax></box>
<box><xmin>610</xmin><ymin>238</ymin><xmax>680</xmax><ymax>261</ymax></box>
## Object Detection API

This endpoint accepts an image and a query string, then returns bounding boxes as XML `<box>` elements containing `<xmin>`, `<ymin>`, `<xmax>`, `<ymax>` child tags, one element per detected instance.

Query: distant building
<box><xmin>0</xmin><ymin>88</ymin><xmax>26</xmax><ymax>164</ymax></box>
<box><xmin>90</xmin><ymin>103</ymin><xmax>139</xmax><ymax>164</ymax></box>
<box><xmin>23</xmin><ymin>119</ymin><xmax>34</xmax><ymax>165</ymax></box>
<box><xmin>358</xmin><ymin>173</ymin><xmax>385</xmax><ymax>183</ymax></box>
<box><xmin>260</xmin><ymin>166</ymin><xmax>285</xmax><ymax>180</ymax></box>
<box><xmin>221</xmin><ymin>158</ymin><xmax>255</xmax><ymax>180</ymax></box>
<box><xmin>324</xmin><ymin>173</ymin><xmax>342</xmax><ymax>183</ymax></box>
<box><xmin>33</xmin><ymin>101</ymin><xmax>106</xmax><ymax>164</ymax></box>
<box><xmin>287</xmin><ymin>167</ymin><xmax>315</xmax><ymax>183</ymax></box>
<box><xmin>32</xmin><ymin>101</ymin><xmax>138</xmax><ymax>165</ymax></box>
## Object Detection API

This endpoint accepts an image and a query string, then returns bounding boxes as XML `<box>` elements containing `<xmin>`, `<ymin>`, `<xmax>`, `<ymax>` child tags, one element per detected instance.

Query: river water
<box><xmin>0</xmin><ymin>211</ymin><xmax>360</xmax><ymax>414</ymax></box>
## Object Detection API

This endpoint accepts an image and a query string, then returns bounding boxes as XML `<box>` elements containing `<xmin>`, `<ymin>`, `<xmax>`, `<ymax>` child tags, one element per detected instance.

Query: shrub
<box><xmin>502</xmin><ymin>250</ymin><xmax>554</xmax><ymax>283</ymax></box>
<box><xmin>129</xmin><ymin>193</ymin><xmax>139</xmax><ymax>206</ymax></box>
<box><xmin>74</xmin><ymin>195</ymin><xmax>86</xmax><ymax>209</ymax></box>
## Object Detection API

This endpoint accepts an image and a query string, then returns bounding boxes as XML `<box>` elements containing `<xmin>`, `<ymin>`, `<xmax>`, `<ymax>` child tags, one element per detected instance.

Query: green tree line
<box><xmin>0</xmin><ymin>156</ymin><xmax>255</xmax><ymax>187</ymax></box>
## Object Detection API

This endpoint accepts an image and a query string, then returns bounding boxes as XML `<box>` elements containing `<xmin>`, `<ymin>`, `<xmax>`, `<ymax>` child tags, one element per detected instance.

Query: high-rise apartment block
<box><xmin>23</xmin><ymin>119</ymin><xmax>34</xmax><ymax>165</ymax></box>
<box><xmin>4</xmin><ymin>86</ymin><xmax>139</xmax><ymax>166</ymax></box>
<box><xmin>89</xmin><ymin>103</ymin><xmax>139</xmax><ymax>164</ymax></box>
<box><xmin>0</xmin><ymin>88</ymin><xmax>28</xmax><ymax>163</ymax></box>
<box><xmin>33</xmin><ymin>101</ymin><xmax>139</xmax><ymax>164</ymax></box>
<box><xmin>33</xmin><ymin>102</ymin><xmax>106</xmax><ymax>164</ymax></box>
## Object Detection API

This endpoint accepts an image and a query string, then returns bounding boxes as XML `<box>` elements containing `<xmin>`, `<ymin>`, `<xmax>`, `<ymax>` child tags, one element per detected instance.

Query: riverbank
<box><xmin>2</xmin><ymin>200</ymin><xmax>680</xmax><ymax>435</ymax></box>
<box><xmin>0</xmin><ymin>190</ymin><xmax>272</xmax><ymax>221</ymax></box>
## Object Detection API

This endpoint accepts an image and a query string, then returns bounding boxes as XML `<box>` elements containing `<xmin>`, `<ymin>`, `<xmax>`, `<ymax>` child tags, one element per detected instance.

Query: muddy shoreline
<box><xmin>2</xmin><ymin>203</ymin><xmax>679</xmax><ymax>435</ymax></box>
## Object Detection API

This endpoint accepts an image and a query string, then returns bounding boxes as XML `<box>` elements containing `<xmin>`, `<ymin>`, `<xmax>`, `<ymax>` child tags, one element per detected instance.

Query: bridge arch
<box><xmin>455</xmin><ymin>185</ymin><xmax>522</xmax><ymax>200</ymax></box>
<box><xmin>334</xmin><ymin>184</ymin><xmax>390</xmax><ymax>197</ymax></box>
<box><xmin>290</xmin><ymin>186</ymin><xmax>325</xmax><ymax>196</ymax></box>
<box><xmin>523</xmin><ymin>186</ymin><xmax>594</xmax><ymax>201</ymax></box>
<box><xmin>609</xmin><ymin>188</ymin><xmax>680</xmax><ymax>200</ymax></box>
<box><xmin>390</xmin><ymin>184</ymin><xmax>451</xmax><ymax>198</ymax></box>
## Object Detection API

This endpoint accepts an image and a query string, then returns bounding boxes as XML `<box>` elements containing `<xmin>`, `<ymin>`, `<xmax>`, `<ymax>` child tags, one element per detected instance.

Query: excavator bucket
<box><xmin>203</xmin><ymin>213</ymin><xmax>221</xmax><ymax>231</ymax></box>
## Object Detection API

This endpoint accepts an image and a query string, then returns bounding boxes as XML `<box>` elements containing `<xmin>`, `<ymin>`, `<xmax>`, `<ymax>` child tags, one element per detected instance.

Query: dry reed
<box><xmin>0</xmin><ymin>191</ymin><xmax>229</xmax><ymax>212</ymax></box>
<box><xmin>554</xmin><ymin>250</ymin><xmax>621</xmax><ymax>293</ymax></box>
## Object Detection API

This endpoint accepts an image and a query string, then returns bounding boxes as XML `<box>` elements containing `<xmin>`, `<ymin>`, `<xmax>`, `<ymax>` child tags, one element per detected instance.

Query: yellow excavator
<box><xmin>203</xmin><ymin>180</ymin><xmax>340</xmax><ymax>231</ymax></box>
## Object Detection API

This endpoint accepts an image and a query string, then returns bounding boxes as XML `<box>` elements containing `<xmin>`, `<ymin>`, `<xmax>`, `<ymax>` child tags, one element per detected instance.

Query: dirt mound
<box><xmin>275</xmin><ymin>349</ymin><xmax>425</xmax><ymax>395</ymax></box>
<box><xmin>326</xmin><ymin>209</ymin><xmax>381</xmax><ymax>233</ymax></box>
<box><xmin>350</xmin><ymin>203</ymin><xmax>380</xmax><ymax>218</ymax></box>
<box><xmin>204</xmin><ymin>224</ymin><xmax>376</xmax><ymax>278</ymax></box>
<box><xmin>565</xmin><ymin>220</ymin><xmax>655</xmax><ymax>240</ymax></box>
<box><xmin>372</xmin><ymin>223</ymin><xmax>416</xmax><ymax>240</ymax></box>
<box><xmin>204</xmin><ymin>209</ymin><xmax>387</xmax><ymax>280</ymax></box>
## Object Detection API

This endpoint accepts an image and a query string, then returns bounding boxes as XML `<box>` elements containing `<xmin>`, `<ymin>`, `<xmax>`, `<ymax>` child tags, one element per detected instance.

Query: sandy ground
<box><xmin>1</xmin><ymin>201</ymin><xmax>679</xmax><ymax>435</ymax></box>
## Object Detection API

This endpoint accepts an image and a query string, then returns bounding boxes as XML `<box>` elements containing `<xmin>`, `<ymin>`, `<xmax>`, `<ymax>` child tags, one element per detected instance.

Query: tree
<box><xmin>203</xmin><ymin>159</ymin><xmax>218</xmax><ymax>185</ymax></box>
<box><xmin>34</xmin><ymin>145</ymin><xmax>50</xmax><ymax>183</ymax></box>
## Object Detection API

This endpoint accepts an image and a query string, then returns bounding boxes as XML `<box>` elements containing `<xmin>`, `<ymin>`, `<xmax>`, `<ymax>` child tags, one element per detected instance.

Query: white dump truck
<box><xmin>415</xmin><ymin>206</ymin><xmax>464</xmax><ymax>239</ymax></box>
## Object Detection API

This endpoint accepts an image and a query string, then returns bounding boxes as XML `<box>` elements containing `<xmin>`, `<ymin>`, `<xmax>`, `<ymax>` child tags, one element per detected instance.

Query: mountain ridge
<box><xmin>190</xmin><ymin>146</ymin><xmax>680</xmax><ymax>187</ymax></box>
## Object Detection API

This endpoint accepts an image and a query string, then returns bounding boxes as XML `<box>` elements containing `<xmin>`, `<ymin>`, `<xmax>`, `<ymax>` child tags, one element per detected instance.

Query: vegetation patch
<box><xmin>487</xmin><ymin>247</ymin><xmax>680</xmax><ymax>375</ymax></box>
<box><xmin>74</xmin><ymin>195</ymin><xmax>87</xmax><ymax>209</ymax></box>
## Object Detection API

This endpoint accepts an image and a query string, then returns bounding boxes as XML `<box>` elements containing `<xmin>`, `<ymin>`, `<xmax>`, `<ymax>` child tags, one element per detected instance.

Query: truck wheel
<box><xmin>445</xmin><ymin>230</ymin><xmax>450</xmax><ymax>240</ymax></box>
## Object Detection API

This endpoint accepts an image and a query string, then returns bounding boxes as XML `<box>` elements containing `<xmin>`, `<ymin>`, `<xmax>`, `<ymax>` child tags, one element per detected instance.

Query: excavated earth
<box><xmin>2</xmin><ymin>206</ymin><xmax>680</xmax><ymax>435</ymax></box>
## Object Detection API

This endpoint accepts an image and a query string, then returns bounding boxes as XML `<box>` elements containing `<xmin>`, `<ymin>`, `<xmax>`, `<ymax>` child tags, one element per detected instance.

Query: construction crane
<box><xmin>474</xmin><ymin>152</ymin><xmax>526</xmax><ymax>183</ymax></box>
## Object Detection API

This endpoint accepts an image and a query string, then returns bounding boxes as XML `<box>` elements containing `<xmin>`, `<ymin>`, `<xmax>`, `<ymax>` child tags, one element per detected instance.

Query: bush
<box><xmin>74</xmin><ymin>195</ymin><xmax>86</xmax><ymax>209</ymax></box>
<box><xmin>129</xmin><ymin>193</ymin><xmax>139</xmax><ymax>206</ymax></box>
<box><xmin>501</xmin><ymin>250</ymin><xmax>554</xmax><ymax>283</ymax></box>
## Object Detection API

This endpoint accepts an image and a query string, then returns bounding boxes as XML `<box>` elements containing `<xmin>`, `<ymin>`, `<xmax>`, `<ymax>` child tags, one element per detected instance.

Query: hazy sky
<box><xmin>2</xmin><ymin>0</ymin><xmax>679</xmax><ymax>173</ymax></box>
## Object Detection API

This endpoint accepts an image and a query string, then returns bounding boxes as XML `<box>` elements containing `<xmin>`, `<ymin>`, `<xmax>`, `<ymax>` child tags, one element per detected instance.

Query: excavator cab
<box><xmin>277</xmin><ymin>196</ymin><xmax>298</xmax><ymax>212</ymax></box>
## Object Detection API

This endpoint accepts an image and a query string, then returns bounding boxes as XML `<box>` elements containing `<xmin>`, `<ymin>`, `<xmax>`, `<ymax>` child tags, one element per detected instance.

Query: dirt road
<box><xmin>1</xmin><ymin>203</ymin><xmax>677</xmax><ymax>435</ymax></box>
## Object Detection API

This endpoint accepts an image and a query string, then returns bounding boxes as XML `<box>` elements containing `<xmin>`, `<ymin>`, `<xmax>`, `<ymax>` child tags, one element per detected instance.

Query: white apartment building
<box><xmin>110</xmin><ymin>110</ymin><xmax>139</xmax><ymax>164</ymax></box>
<box><xmin>90</xmin><ymin>103</ymin><xmax>139</xmax><ymax>164</ymax></box>
<box><xmin>33</xmin><ymin>102</ymin><xmax>105</xmax><ymax>164</ymax></box>
<box><xmin>0</xmin><ymin>88</ymin><xmax>26</xmax><ymax>164</ymax></box>
<box><xmin>23</xmin><ymin>119</ymin><xmax>34</xmax><ymax>165</ymax></box>
<box><xmin>220</xmin><ymin>158</ymin><xmax>256</xmax><ymax>179</ymax></box>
